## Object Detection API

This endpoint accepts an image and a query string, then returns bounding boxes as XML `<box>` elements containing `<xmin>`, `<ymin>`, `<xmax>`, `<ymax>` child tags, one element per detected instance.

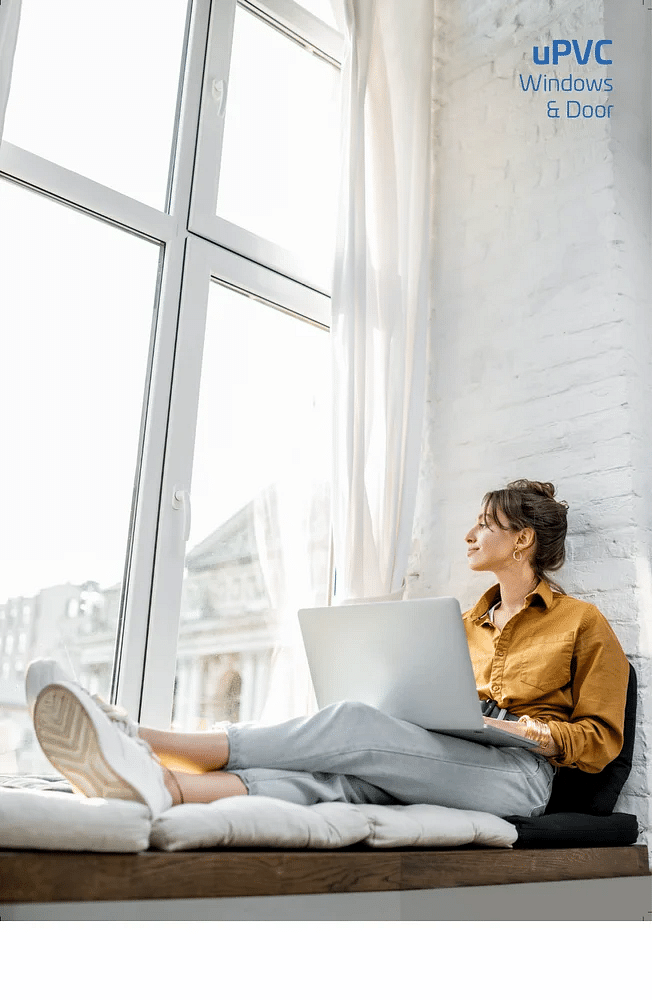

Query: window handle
<box><xmin>211</xmin><ymin>78</ymin><xmax>227</xmax><ymax>117</ymax></box>
<box><xmin>172</xmin><ymin>488</ymin><xmax>192</xmax><ymax>542</ymax></box>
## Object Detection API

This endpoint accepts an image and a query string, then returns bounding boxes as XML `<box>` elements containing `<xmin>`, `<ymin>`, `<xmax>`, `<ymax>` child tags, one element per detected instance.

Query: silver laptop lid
<box><xmin>297</xmin><ymin>597</ymin><xmax>484</xmax><ymax>732</ymax></box>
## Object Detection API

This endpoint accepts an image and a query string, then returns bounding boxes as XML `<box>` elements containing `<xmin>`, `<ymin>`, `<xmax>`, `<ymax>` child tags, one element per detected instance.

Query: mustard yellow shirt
<box><xmin>463</xmin><ymin>579</ymin><xmax>629</xmax><ymax>773</ymax></box>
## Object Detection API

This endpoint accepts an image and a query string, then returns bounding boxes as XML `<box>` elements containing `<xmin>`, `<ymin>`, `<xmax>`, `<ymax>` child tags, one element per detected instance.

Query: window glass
<box><xmin>172</xmin><ymin>281</ymin><xmax>331</xmax><ymax>730</ymax></box>
<box><xmin>3</xmin><ymin>0</ymin><xmax>188</xmax><ymax>209</ymax></box>
<box><xmin>0</xmin><ymin>180</ymin><xmax>160</xmax><ymax>774</ymax></box>
<box><xmin>216</xmin><ymin>6</ymin><xmax>340</xmax><ymax>281</ymax></box>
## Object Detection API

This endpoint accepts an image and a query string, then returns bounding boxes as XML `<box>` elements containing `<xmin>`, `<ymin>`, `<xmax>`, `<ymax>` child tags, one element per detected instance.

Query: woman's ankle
<box><xmin>163</xmin><ymin>767</ymin><xmax>185</xmax><ymax>806</ymax></box>
<box><xmin>163</xmin><ymin>769</ymin><xmax>248</xmax><ymax>805</ymax></box>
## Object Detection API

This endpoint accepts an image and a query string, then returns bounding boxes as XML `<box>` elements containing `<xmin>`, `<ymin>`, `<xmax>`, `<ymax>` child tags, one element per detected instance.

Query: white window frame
<box><xmin>0</xmin><ymin>0</ymin><xmax>342</xmax><ymax>730</ymax></box>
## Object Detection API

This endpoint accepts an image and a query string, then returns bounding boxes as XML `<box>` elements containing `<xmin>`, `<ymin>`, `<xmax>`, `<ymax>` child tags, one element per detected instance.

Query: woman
<box><xmin>27</xmin><ymin>480</ymin><xmax>630</xmax><ymax>820</ymax></box>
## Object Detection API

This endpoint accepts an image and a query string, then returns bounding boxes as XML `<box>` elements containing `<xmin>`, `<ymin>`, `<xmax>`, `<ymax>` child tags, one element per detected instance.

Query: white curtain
<box><xmin>0</xmin><ymin>0</ymin><xmax>21</xmax><ymax>141</ymax></box>
<box><xmin>330</xmin><ymin>0</ymin><xmax>434</xmax><ymax>602</ymax></box>
<box><xmin>250</xmin><ymin>326</ymin><xmax>333</xmax><ymax>722</ymax></box>
<box><xmin>253</xmin><ymin>480</ymin><xmax>328</xmax><ymax>722</ymax></box>
<box><xmin>0</xmin><ymin>0</ymin><xmax>21</xmax><ymax>763</ymax></box>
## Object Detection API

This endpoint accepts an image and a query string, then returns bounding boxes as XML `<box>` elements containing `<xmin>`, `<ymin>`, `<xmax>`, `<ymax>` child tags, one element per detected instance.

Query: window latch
<box><xmin>211</xmin><ymin>78</ymin><xmax>227</xmax><ymax>117</ymax></box>
<box><xmin>172</xmin><ymin>488</ymin><xmax>192</xmax><ymax>542</ymax></box>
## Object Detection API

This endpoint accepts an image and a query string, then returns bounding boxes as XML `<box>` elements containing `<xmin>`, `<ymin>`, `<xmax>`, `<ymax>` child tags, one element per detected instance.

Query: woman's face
<box><xmin>465</xmin><ymin>506</ymin><xmax>522</xmax><ymax>574</ymax></box>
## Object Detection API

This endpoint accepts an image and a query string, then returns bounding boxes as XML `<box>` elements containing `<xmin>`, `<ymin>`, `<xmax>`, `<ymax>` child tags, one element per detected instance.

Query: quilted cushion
<box><xmin>0</xmin><ymin>786</ymin><xmax>518</xmax><ymax>853</ymax></box>
<box><xmin>359</xmin><ymin>803</ymin><xmax>518</xmax><ymax>848</ymax></box>
<box><xmin>150</xmin><ymin>796</ymin><xmax>371</xmax><ymax>851</ymax></box>
<box><xmin>150</xmin><ymin>796</ymin><xmax>517</xmax><ymax>851</ymax></box>
<box><xmin>0</xmin><ymin>786</ymin><xmax>151</xmax><ymax>852</ymax></box>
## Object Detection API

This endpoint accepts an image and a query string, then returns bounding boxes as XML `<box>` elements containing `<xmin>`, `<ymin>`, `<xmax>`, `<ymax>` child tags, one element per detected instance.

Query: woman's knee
<box><xmin>328</xmin><ymin>700</ymin><xmax>384</xmax><ymax>724</ymax></box>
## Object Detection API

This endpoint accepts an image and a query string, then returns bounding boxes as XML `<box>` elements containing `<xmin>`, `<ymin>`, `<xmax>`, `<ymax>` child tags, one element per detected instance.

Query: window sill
<box><xmin>0</xmin><ymin>844</ymin><xmax>648</xmax><ymax>904</ymax></box>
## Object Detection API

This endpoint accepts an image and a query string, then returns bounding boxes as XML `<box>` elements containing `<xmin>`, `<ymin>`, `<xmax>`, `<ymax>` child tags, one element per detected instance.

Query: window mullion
<box><xmin>168</xmin><ymin>0</ymin><xmax>215</xmax><ymax>224</ymax></box>
<box><xmin>189</xmin><ymin>211</ymin><xmax>332</xmax><ymax>295</ymax></box>
<box><xmin>138</xmin><ymin>237</ymin><xmax>213</xmax><ymax>728</ymax></box>
<box><xmin>0</xmin><ymin>142</ymin><xmax>175</xmax><ymax>243</ymax></box>
<box><xmin>189</xmin><ymin>0</ymin><xmax>238</xmax><ymax>240</ymax></box>
<box><xmin>117</xmin><ymin>0</ymin><xmax>213</xmax><ymax>720</ymax></box>
<box><xmin>113</xmin><ymin>236</ymin><xmax>190</xmax><ymax>720</ymax></box>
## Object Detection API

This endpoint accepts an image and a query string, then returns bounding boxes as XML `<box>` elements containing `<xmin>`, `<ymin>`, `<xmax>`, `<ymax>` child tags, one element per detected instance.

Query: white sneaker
<box><xmin>88</xmin><ymin>696</ymin><xmax>141</xmax><ymax>740</ymax></box>
<box><xmin>25</xmin><ymin>659</ymin><xmax>73</xmax><ymax>717</ymax></box>
<box><xmin>33</xmin><ymin>681</ymin><xmax>172</xmax><ymax>817</ymax></box>
<box><xmin>25</xmin><ymin>658</ymin><xmax>140</xmax><ymax>738</ymax></box>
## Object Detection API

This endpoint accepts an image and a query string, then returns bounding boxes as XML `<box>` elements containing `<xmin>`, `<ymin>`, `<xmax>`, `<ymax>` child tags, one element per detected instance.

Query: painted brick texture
<box><xmin>409</xmin><ymin>1</ymin><xmax>652</xmax><ymax>848</ymax></box>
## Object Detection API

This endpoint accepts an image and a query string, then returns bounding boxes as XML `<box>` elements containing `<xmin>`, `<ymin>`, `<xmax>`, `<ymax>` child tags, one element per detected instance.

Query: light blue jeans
<box><xmin>225</xmin><ymin>701</ymin><xmax>555</xmax><ymax>817</ymax></box>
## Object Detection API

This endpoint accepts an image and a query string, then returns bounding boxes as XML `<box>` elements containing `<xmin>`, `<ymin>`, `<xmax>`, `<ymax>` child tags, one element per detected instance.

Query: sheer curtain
<box><xmin>0</xmin><ymin>0</ymin><xmax>21</xmax><ymax>140</ymax></box>
<box><xmin>330</xmin><ymin>0</ymin><xmax>434</xmax><ymax>602</ymax></box>
<box><xmin>253</xmin><ymin>479</ymin><xmax>327</xmax><ymax>722</ymax></box>
<box><xmin>0</xmin><ymin>0</ymin><xmax>21</xmax><ymax>763</ymax></box>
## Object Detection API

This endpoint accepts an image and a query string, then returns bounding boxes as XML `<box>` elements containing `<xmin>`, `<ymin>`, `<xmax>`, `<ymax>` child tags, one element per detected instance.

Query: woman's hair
<box><xmin>482</xmin><ymin>480</ymin><xmax>569</xmax><ymax>592</ymax></box>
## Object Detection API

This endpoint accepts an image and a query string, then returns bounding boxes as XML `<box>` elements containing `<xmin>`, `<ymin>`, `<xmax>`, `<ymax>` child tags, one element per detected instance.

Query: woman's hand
<box><xmin>483</xmin><ymin>717</ymin><xmax>524</xmax><ymax>735</ymax></box>
<box><xmin>483</xmin><ymin>716</ymin><xmax>560</xmax><ymax>758</ymax></box>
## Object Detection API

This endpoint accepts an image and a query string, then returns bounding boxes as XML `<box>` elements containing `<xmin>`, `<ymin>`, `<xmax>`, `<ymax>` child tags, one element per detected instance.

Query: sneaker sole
<box><xmin>25</xmin><ymin>659</ymin><xmax>72</xmax><ymax>718</ymax></box>
<box><xmin>33</xmin><ymin>684</ymin><xmax>147</xmax><ymax>806</ymax></box>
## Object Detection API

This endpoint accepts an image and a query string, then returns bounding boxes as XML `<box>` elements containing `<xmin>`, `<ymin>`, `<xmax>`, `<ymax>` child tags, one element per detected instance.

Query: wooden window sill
<box><xmin>0</xmin><ymin>844</ymin><xmax>648</xmax><ymax>904</ymax></box>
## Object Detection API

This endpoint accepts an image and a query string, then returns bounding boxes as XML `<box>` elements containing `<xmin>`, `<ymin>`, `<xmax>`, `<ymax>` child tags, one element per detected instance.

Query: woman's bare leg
<box><xmin>139</xmin><ymin>727</ymin><xmax>230</xmax><ymax>774</ymax></box>
<box><xmin>162</xmin><ymin>767</ymin><xmax>247</xmax><ymax>805</ymax></box>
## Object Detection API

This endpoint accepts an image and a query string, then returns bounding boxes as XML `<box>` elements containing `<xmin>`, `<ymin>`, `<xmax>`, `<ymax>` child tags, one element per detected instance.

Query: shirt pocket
<box><xmin>507</xmin><ymin>633</ymin><xmax>576</xmax><ymax>698</ymax></box>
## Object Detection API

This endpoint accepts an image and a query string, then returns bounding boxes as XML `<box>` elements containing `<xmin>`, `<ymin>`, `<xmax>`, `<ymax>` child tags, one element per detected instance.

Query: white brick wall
<box><xmin>409</xmin><ymin>0</ymin><xmax>652</xmax><ymax>849</ymax></box>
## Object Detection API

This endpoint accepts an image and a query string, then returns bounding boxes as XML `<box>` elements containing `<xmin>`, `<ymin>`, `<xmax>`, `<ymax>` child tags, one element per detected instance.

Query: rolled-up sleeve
<box><xmin>545</xmin><ymin>608</ymin><xmax>629</xmax><ymax>772</ymax></box>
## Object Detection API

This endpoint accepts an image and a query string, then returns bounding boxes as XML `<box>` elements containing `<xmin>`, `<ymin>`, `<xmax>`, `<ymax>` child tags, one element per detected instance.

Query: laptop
<box><xmin>297</xmin><ymin>597</ymin><xmax>540</xmax><ymax>751</ymax></box>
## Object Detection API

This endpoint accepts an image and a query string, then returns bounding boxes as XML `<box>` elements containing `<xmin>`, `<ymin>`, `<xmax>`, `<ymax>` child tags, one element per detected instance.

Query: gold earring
<box><xmin>513</xmin><ymin>548</ymin><xmax>522</xmax><ymax>562</ymax></box>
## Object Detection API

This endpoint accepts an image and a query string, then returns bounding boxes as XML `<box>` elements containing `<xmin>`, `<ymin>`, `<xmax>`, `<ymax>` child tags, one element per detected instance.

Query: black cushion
<box><xmin>504</xmin><ymin>811</ymin><xmax>639</xmax><ymax>848</ymax></box>
<box><xmin>505</xmin><ymin>662</ymin><xmax>638</xmax><ymax>848</ymax></box>
<box><xmin>545</xmin><ymin>662</ymin><xmax>637</xmax><ymax>816</ymax></box>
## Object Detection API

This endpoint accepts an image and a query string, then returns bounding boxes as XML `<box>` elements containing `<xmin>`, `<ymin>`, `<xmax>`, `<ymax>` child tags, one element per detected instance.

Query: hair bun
<box><xmin>506</xmin><ymin>480</ymin><xmax>568</xmax><ymax>509</ymax></box>
<box><xmin>531</xmin><ymin>481</ymin><xmax>556</xmax><ymax>500</ymax></box>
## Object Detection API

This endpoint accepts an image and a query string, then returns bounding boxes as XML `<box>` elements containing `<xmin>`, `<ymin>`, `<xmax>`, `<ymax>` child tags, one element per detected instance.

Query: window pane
<box><xmin>216</xmin><ymin>7</ymin><xmax>340</xmax><ymax>281</ymax></box>
<box><xmin>172</xmin><ymin>282</ymin><xmax>331</xmax><ymax>731</ymax></box>
<box><xmin>0</xmin><ymin>180</ymin><xmax>160</xmax><ymax>774</ymax></box>
<box><xmin>3</xmin><ymin>0</ymin><xmax>188</xmax><ymax>209</ymax></box>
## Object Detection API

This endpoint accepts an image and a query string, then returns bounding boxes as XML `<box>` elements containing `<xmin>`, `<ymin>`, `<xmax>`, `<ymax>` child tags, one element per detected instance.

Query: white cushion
<box><xmin>359</xmin><ymin>803</ymin><xmax>518</xmax><ymax>848</ymax></box>
<box><xmin>150</xmin><ymin>795</ymin><xmax>371</xmax><ymax>851</ymax></box>
<box><xmin>0</xmin><ymin>786</ymin><xmax>517</xmax><ymax>853</ymax></box>
<box><xmin>150</xmin><ymin>796</ymin><xmax>517</xmax><ymax>851</ymax></box>
<box><xmin>0</xmin><ymin>787</ymin><xmax>151</xmax><ymax>852</ymax></box>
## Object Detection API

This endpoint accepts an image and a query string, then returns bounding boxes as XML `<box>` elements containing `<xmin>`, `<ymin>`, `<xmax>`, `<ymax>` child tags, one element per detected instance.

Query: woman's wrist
<box><xmin>481</xmin><ymin>716</ymin><xmax>561</xmax><ymax>758</ymax></box>
<box><xmin>518</xmin><ymin>715</ymin><xmax>560</xmax><ymax>757</ymax></box>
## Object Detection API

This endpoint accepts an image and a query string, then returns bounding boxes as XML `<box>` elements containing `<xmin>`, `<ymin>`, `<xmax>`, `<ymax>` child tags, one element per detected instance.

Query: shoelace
<box><xmin>90</xmin><ymin>694</ymin><xmax>140</xmax><ymax>739</ymax></box>
<box><xmin>91</xmin><ymin>695</ymin><xmax>164</xmax><ymax>759</ymax></box>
